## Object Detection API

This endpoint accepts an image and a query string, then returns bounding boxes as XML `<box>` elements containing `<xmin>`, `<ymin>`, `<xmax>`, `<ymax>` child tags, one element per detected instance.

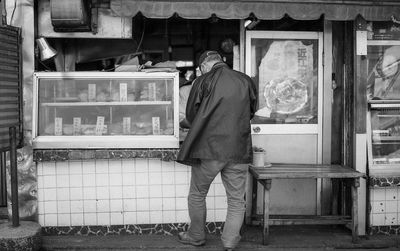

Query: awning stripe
<box><xmin>110</xmin><ymin>0</ymin><xmax>400</xmax><ymax>21</ymax></box>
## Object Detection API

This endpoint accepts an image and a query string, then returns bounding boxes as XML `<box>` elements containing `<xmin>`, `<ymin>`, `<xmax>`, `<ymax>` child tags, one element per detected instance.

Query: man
<box><xmin>179</xmin><ymin>67</ymin><xmax>201</xmax><ymax>138</ymax></box>
<box><xmin>177</xmin><ymin>51</ymin><xmax>257</xmax><ymax>251</ymax></box>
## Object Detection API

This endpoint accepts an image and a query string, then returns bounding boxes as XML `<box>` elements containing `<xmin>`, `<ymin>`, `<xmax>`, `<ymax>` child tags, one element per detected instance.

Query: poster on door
<box><xmin>255</xmin><ymin>40</ymin><xmax>315</xmax><ymax>122</ymax></box>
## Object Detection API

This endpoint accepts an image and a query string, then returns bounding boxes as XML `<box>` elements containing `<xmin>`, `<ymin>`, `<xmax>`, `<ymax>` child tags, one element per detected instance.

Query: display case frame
<box><xmin>367</xmin><ymin>100</ymin><xmax>400</xmax><ymax>175</ymax></box>
<box><xmin>32</xmin><ymin>71</ymin><xmax>180</xmax><ymax>149</ymax></box>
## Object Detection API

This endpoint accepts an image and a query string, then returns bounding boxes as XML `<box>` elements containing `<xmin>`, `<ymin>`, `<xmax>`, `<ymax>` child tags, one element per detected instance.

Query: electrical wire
<box><xmin>9</xmin><ymin>0</ymin><xmax>16</xmax><ymax>25</ymax></box>
<box><xmin>135</xmin><ymin>18</ymin><xmax>146</xmax><ymax>53</ymax></box>
<box><xmin>104</xmin><ymin>18</ymin><xmax>146</xmax><ymax>72</ymax></box>
<box><xmin>37</xmin><ymin>58</ymin><xmax>53</xmax><ymax>71</ymax></box>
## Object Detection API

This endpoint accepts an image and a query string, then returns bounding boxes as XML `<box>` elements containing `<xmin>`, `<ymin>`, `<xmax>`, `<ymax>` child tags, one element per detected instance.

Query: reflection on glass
<box><xmin>38</xmin><ymin>78</ymin><xmax>175</xmax><ymax>136</ymax></box>
<box><xmin>370</xmin><ymin>107</ymin><xmax>400</xmax><ymax>165</ymax></box>
<box><xmin>367</xmin><ymin>45</ymin><xmax>400</xmax><ymax>100</ymax></box>
<box><xmin>250</xmin><ymin>39</ymin><xmax>319</xmax><ymax>124</ymax></box>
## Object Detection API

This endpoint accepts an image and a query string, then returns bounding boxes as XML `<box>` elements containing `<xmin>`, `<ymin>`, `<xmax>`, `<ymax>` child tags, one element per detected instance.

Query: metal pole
<box><xmin>9</xmin><ymin>126</ymin><xmax>19</xmax><ymax>227</ymax></box>
<box><xmin>0</xmin><ymin>151</ymin><xmax>7</xmax><ymax>206</ymax></box>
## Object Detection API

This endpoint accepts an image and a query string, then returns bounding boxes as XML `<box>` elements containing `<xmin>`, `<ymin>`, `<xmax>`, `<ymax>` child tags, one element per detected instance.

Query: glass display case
<box><xmin>32</xmin><ymin>72</ymin><xmax>179</xmax><ymax>149</ymax></box>
<box><xmin>367</xmin><ymin>101</ymin><xmax>400</xmax><ymax>175</ymax></box>
<box><xmin>366</xmin><ymin>41</ymin><xmax>400</xmax><ymax>100</ymax></box>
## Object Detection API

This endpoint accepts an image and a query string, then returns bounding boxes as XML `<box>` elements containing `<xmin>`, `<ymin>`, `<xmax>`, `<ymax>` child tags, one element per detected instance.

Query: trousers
<box><xmin>187</xmin><ymin>159</ymin><xmax>248</xmax><ymax>248</ymax></box>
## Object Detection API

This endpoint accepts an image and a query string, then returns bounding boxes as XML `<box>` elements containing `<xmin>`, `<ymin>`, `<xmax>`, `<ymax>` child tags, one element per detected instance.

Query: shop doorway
<box><xmin>247</xmin><ymin>30</ymin><xmax>324</xmax><ymax>215</ymax></box>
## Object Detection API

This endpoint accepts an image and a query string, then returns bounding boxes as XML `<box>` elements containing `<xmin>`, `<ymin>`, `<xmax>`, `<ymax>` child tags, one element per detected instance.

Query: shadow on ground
<box><xmin>41</xmin><ymin>225</ymin><xmax>399</xmax><ymax>250</ymax></box>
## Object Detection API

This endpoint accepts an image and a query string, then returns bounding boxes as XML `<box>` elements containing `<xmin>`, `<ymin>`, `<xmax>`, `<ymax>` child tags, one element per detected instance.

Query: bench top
<box><xmin>249</xmin><ymin>163</ymin><xmax>365</xmax><ymax>179</ymax></box>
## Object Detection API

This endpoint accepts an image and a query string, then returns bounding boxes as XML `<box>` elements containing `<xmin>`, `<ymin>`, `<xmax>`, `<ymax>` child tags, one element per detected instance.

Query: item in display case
<box><xmin>139</xmin><ymin>82</ymin><xmax>162</xmax><ymax>101</ymax></box>
<box><xmin>54</xmin><ymin>97</ymin><xmax>80</xmax><ymax>102</ymax></box>
<box><xmin>54</xmin><ymin>117</ymin><xmax>63</xmax><ymax>136</ymax></box>
<box><xmin>120</xmin><ymin>83</ymin><xmax>128</xmax><ymax>102</ymax></box>
<box><xmin>152</xmin><ymin>117</ymin><xmax>160</xmax><ymax>135</ymax></box>
<box><xmin>373</xmin><ymin>157</ymin><xmax>388</xmax><ymax>164</ymax></box>
<box><xmin>73</xmin><ymin>117</ymin><xmax>81</xmax><ymax>135</ymax></box>
<box><xmin>109</xmin><ymin>122</ymin><xmax>122</xmax><ymax>135</ymax></box>
<box><xmin>88</xmin><ymin>84</ymin><xmax>96</xmax><ymax>102</ymax></box>
<box><xmin>82</xmin><ymin>124</ymin><xmax>107</xmax><ymax>135</ymax></box>
<box><xmin>44</xmin><ymin>123</ymin><xmax>108</xmax><ymax>136</ymax></box>
<box><xmin>133</xmin><ymin>113</ymin><xmax>153</xmax><ymax>135</ymax></box>
<box><xmin>369</xmin><ymin>21</ymin><xmax>400</xmax><ymax>40</ymax></box>
<box><xmin>367</xmin><ymin>44</ymin><xmax>400</xmax><ymax>99</ymax></box>
<box><xmin>95</xmin><ymin>116</ymin><xmax>105</xmax><ymax>135</ymax></box>
<box><xmin>123</xmin><ymin>117</ymin><xmax>131</xmax><ymax>135</ymax></box>
<box><xmin>78</xmin><ymin>90</ymin><xmax>89</xmax><ymax>102</ymax></box>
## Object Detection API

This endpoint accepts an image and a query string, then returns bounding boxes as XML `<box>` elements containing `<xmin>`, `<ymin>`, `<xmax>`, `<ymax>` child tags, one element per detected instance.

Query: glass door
<box><xmin>246</xmin><ymin>31</ymin><xmax>323</xmax><ymax>137</ymax></box>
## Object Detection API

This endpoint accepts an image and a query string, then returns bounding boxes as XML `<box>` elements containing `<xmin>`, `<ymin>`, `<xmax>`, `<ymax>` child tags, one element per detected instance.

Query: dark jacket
<box><xmin>177</xmin><ymin>62</ymin><xmax>257</xmax><ymax>166</ymax></box>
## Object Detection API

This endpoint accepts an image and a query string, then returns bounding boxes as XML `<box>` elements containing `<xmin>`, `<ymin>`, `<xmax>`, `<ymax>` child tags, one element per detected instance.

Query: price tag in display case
<box><xmin>54</xmin><ymin>117</ymin><xmax>63</xmax><ymax>136</ymax></box>
<box><xmin>88</xmin><ymin>84</ymin><xmax>96</xmax><ymax>102</ymax></box>
<box><xmin>152</xmin><ymin>117</ymin><xmax>160</xmax><ymax>135</ymax></box>
<box><xmin>120</xmin><ymin>83</ymin><xmax>128</xmax><ymax>102</ymax></box>
<box><xmin>73</xmin><ymin>117</ymin><xmax>81</xmax><ymax>135</ymax></box>
<box><xmin>148</xmin><ymin>82</ymin><xmax>156</xmax><ymax>101</ymax></box>
<box><xmin>123</xmin><ymin>117</ymin><xmax>131</xmax><ymax>135</ymax></box>
<box><xmin>95</xmin><ymin>116</ymin><xmax>105</xmax><ymax>136</ymax></box>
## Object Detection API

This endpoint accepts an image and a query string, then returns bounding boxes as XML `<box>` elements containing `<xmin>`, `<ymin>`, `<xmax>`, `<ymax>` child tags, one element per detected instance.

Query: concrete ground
<box><xmin>40</xmin><ymin>225</ymin><xmax>400</xmax><ymax>251</ymax></box>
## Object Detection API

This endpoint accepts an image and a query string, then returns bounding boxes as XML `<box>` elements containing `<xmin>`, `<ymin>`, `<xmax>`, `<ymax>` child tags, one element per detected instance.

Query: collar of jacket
<box><xmin>211</xmin><ymin>61</ymin><xmax>227</xmax><ymax>70</ymax></box>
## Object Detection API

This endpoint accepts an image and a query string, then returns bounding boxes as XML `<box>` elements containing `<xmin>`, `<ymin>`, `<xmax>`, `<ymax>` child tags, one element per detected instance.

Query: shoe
<box><xmin>223</xmin><ymin>248</ymin><xmax>234</xmax><ymax>251</ymax></box>
<box><xmin>177</xmin><ymin>232</ymin><xmax>206</xmax><ymax>246</ymax></box>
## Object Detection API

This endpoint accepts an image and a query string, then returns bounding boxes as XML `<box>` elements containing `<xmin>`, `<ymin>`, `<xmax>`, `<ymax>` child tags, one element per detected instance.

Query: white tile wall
<box><xmin>84</xmin><ymin>213</ymin><xmax>97</xmax><ymax>225</ymax></box>
<box><xmin>71</xmin><ymin>213</ymin><xmax>84</xmax><ymax>225</ymax></box>
<box><xmin>111</xmin><ymin>212</ymin><xmax>123</xmax><ymax>225</ymax></box>
<box><xmin>37</xmin><ymin>159</ymin><xmax>227</xmax><ymax>227</ymax></box>
<box><xmin>370</xmin><ymin>187</ymin><xmax>400</xmax><ymax>227</ymax></box>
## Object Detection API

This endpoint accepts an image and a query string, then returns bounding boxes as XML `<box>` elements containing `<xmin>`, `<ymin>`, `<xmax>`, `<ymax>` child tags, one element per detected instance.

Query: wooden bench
<box><xmin>247</xmin><ymin>163</ymin><xmax>365</xmax><ymax>245</ymax></box>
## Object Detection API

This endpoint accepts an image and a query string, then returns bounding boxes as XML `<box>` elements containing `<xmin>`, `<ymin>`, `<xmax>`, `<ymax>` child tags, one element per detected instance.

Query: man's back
<box><xmin>178</xmin><ymin>62</ymin><xmax>257</xmax><ymax>165</ymax></box>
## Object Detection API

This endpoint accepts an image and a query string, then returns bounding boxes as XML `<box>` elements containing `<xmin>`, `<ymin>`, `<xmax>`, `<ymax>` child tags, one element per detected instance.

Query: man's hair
<box><xmin>202</xmin><ymin>54</ymin><xmax>222</xmax><ymax>65</ymax></box>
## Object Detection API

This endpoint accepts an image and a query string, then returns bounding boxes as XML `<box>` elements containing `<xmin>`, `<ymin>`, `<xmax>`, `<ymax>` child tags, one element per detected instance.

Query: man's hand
<box><xmin>180</xmin><ymin>118</ymin><xmax>191</xmax><ymax>129</ymax></box>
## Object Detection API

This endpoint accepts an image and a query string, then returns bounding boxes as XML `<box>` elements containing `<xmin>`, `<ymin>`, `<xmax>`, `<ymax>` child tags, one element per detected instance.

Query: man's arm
<box><xmin>185</xmin><ymin>77</ymin><xmax>204</xmax><ymax>123</ymax></box>
<box><xmin>249</xmin><ymin>78</ymin><xmax>258</xmax><ymax>119</ymax></box>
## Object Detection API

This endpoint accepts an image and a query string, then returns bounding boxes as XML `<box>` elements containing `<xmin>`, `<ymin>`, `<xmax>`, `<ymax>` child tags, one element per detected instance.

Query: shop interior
<box><xmin>36</xmin><ymin>14</ymin><xmax>323</xmax><ymax>75</ymax></box>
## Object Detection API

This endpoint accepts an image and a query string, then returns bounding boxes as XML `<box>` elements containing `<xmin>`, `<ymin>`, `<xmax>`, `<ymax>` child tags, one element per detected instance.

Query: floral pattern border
<box><xmin>42</xmin><ymin>222</ymin><xmax>224</xmax><ymax>236</ymax></box>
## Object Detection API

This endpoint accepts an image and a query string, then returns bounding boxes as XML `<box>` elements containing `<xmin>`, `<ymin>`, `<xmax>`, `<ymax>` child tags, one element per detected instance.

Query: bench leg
<box><xmin>351</xmin><ymin>178</ymin><xmax>360</xmax><ymax>243</ymax></box>
<box><xmin>245</xmin><ymin>171</ymin><xmax>253</xmax><ymax>225</ymax></box>
<box><xmin>261</xmin><ymin>179</ymin><xmax>272</xmax><ymax>245</ymax></box>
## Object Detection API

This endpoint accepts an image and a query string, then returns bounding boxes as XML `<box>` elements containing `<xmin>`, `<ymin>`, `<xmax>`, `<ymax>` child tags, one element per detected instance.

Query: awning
<box><xmin>110</xmin><ymin>0</ymin><xmax>400</xmax><ymax>21</ymax></box>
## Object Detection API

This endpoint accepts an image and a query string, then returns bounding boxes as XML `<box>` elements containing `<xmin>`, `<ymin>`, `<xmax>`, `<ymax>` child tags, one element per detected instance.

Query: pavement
<box><xmin>40</xmin><ymin>225</ymin><xmax>400</xmax><ymax>251</ymax></box>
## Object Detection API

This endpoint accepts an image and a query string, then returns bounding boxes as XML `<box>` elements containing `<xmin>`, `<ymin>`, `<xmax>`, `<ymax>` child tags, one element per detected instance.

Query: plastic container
<box><xmin>252</xmin><ymin>151</ymin><xmax>265</xmax><ymax>167</ymax></box>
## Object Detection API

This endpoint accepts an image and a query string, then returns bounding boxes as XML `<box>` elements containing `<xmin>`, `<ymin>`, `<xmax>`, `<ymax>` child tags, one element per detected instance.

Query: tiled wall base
<box><xmin>38</xmin><ymin>159</ymin><xmax>228</xmax><ymax>227</ymax></box>
<box><xmin>369</xmin><ymin>225</ymin><xmax>400</xmax><ymax>235</ymax></box>
<box><xmin>42</xmin><ymin>222</ymin><xmax>224</xmax><ymax>236</ymax></box>
<box><xmin>369</xmin><ymin>186</ymin><xmax>400</xmax><ymax>233</ymax></box>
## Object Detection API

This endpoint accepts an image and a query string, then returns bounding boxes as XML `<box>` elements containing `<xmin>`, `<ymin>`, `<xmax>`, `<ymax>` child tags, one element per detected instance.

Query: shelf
<box><xmin>368</xmin><ymin>100</ymin><xmax>400</xmax><ymax>104</ymax></box>
<box><xmin>373</xmin><ymin>136</ymin><xmax>400</xmax><ymax>141</ymax></box>
<box><xmin>377</xmin><ymin>114</ymin><xmax>400</xmax><ymax>117</ymax></box>
<box><xmin>40</xmin><ymin>101</ymin><xmax>172</xmax><ymax>107</ymax></box>
<box><xmin>372</xmin><ymin>142</ymin><xmax>400</xmax><ymax>145</ymax></box>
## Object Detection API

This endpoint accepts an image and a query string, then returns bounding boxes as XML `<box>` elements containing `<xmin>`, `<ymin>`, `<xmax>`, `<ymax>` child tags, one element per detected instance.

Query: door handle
<box><xmin>253</xmin><ymin>126</ymin><xmax>261</xmax><ymax>133</ymax></box>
